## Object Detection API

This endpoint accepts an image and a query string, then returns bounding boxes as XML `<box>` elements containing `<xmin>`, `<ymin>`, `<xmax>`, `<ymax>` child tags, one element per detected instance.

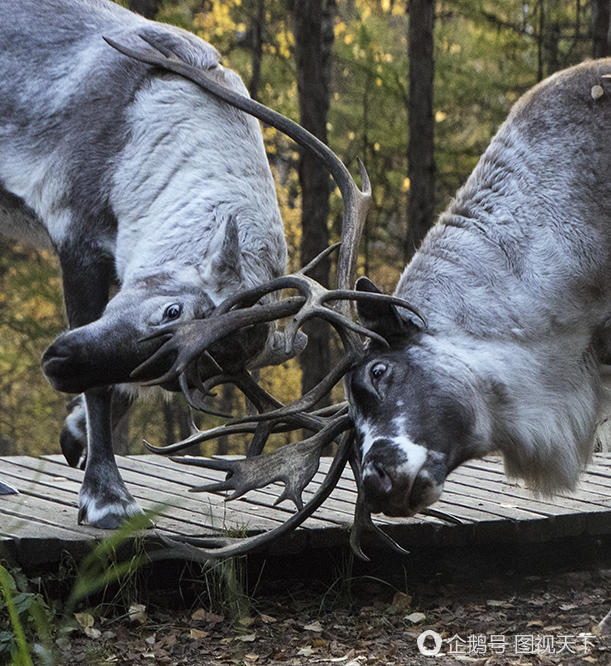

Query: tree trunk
<box><xmin>536</xmin><ymin>0</ymin><xmax>545</xmax><ymax>81</ymax></box>
<box><xmin>248</xmin><ymin>0</ymin><xmax>265</xmax><ymax>100</ymax></box>
<box><xmin>405</xmin><ymin>0</ymin><xmax>436</xmax><ymax>261</ymax></box>
<box><xmin>592</xmin><ymin>0</ymin><xmax>611</xmax><ymax>58</ymax></box>
<box><xmin>128</xmin><ymin>0</ymin><xmax>162</xmax><ymax>19</ymax></box>
<box><xmin>292</xmin><ymin>0</ymin><xmax>336</xmax><ymax>398</ymax></box>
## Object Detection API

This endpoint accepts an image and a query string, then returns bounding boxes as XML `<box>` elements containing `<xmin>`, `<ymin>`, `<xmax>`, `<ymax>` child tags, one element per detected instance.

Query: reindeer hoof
<box><xmin>78</xmin><ymin>489</ymin><xmax>152</xmax><ymax>530</ymax></box>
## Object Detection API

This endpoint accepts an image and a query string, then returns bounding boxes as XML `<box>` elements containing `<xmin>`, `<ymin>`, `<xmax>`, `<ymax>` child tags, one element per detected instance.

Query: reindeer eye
<box><xmin>163</xmin><ymin>303</ymin><xmax>183</xmax><ymax>321</ymax></box>
<box><xmin>371</xmin><ymin>362</ymin><xmax>387</xmax><ymax>381</ymax></box>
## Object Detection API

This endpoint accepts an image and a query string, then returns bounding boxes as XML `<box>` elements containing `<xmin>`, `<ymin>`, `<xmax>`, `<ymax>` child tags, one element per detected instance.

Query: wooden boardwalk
<box><xmin>0</xmin><ymin>453</ymin><xmax>610</xmax><ymax>568</ymax></box>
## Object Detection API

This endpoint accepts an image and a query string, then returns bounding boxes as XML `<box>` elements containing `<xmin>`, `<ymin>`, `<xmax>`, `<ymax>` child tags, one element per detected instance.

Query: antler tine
<box><xmin>143</xmin><ymin>421</ymin><xmax>261</xmax><ymax>455</ymax></box>
<box><xmin>350</xmin><ymin>492</ymin><xmax>411</xmax><ymax>562</ymax></box>
<box><xmin>144</xmin><ymin>363</ymin><xmax>341</xmax><ymax>456</ymax></box>
<box><xmin>143</xmin><ymin>416</ymin><xmax>309</xmax><ymax>456</ymax></box>
<box><xmin>178</xmin><ymin>372</ymin><xmax>234</xmax><ymax>418</ymax></box>
<box><xmin>336</xmin><ymin>158</ymin><xmax>371</xmax><ymax>293</ymax></box>
<box><xmin>348</xmin><ymin>455</ymin><xmax>410</xmax><ymax>562</ymax></box>
<box><xmin>228</xmin><ymin>353</ymin><xmax>356</xmax><ymax>426</ymax></box>
<box><xmin>298</xmin><ymin>242</ymin><xmax>341</xmax><ymax>277</ymax></box>
<box><xmin>174</xmin><ymin>414</ymin><xmax>352</xmax><ymax>509</ymax></box>
<box><xmin>152</xmin><ymin>430</ymin><xmax>354</xmax><ymax>561</ymax></box>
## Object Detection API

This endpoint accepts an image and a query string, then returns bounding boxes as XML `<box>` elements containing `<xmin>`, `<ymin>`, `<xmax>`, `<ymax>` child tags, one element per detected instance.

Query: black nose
<box><xmin>42</xmin><ymin>334</ymin><xmax>73</xmax><ymax>375</ymax></box>
<box><xmin>361</xmin><ymin>438</ymin><xmax>405</xmax><ymax>501</ymax></box>
<box><xmin>362</xmin><ymin>445</ymin><xmax>399</xmax><ymax>500</ymax></box>
<box><xmin>363</xmin><ymin>460</ymin><xmax>393</xmax><ymax>498</ymax></box>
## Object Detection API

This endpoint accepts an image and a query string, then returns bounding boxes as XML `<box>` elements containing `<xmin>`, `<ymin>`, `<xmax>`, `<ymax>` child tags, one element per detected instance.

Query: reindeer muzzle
<box><xmin>361</xmin><ymin>439</ymin><xmax>447</xmax><ymax>517</ymax></box>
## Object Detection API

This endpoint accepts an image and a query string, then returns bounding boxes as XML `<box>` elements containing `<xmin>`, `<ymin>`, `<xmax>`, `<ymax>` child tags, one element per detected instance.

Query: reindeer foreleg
<box><xmin>78</xmin><ymin>386</ymin><xmax>143</xmax><ymax>528</ymax></box>
<box><xmin>59</xmin><ymin>247</ymin><xmax>143</xmax><ymax>529</ymax></box>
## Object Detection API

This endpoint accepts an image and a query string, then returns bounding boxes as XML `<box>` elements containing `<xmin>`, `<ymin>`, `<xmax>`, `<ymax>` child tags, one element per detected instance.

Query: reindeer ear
<box><xmin>217</xmin><ymin>215</ymin><xmax>243</xmax><ymax>283</ymax></box>
<box><xmin>355</xmin><ymin>276</ymin><xmax>422</xmax><ymax>342</ymax></box>
<box><xmin>201</xmin><ymin>216</ymin><xmax>243</xmax><ymax>293</ymax></box>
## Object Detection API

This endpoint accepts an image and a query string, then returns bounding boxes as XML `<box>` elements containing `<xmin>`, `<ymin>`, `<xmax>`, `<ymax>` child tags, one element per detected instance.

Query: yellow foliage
<box><xmin>193</xmin><ymin>0</ymin><xmax>241</xmax><ymax>43</ymax></box>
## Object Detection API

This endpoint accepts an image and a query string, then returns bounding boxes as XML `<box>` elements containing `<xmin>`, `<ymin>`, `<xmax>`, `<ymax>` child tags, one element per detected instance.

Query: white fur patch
<box><xmin>65</xmin><ymin>401</ymin><xmax>87</xmax><ymax>441</ymax></box>
<box><xmin>79</xmin><ymin>488</ymin><xmax>143</xmax><ymax>526</ymax></box>
<box><xmin>110</xmin><ymin>73</ymin><xmax>286</xmax><ymax>294</ymax></box>
<box><xmin>393</xmin><ymin>437</ymin><xmax>429</xmax><ymax>477</ymax></box>
<box><xmin>356</xmin><ymin>418</ymin><xmax>377</xmax><ymax>459</ymax></box>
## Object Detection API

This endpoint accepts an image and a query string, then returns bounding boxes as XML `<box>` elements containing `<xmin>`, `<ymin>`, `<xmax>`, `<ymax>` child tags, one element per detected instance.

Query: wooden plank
<box><xmin>127</xmin><ymin>454</ymin><xmax>400</xmax><ymax>528</ymax></box>
<box><xmin>453</xmin><ymin>458</ymin><xmax>611</xmax><ymax>500</ymax></box>
<box><xmin>0</xmin><ymin>452</ymin><xmax>609</xmax><ymax>569</ymax></box>
<box><xmin>0</xmin><ymin>492</ymin><xmax>104</xmax><ymax>537</ymax></box>
<box><xmin>112</xmin><ymin>455</ymin><xmax>354</xmax><ymax>528</ymax></box>
<box><xmin>133</xmin><ymin>454</ymin><xmax>510</xmax><ymax>526</ymax></box>
<box><xmin>136</xmin><ymin>453</ymin><xmax>610</xmax><ymax>526</ymax></box>
<box><xmin>0</xmin><ymin>468</ymin><xmax>228</xmax><ymax>540</ymax></box>
<box><xmin>464</xmin><ymin>456</ymin><xmax>611</xmax><ymax>488</ymax></box>
<box><xmin>40</xmin><ymin>455</ymin><xmax>348</xmax><ymax>531</ymax></box>
<box><xmin>144</xmin><ymin>454</ymin><xmax>505</xmax><ymax>525</ymax></box>
<box><xmin>320</xmin><ymin>456</ymin><xmax>604</xmax><ymax>519</ymax></box>
<box><xmin>31</xmin><ymin>456</ymin><xmax>291</xmax><ymax>532</ymax></box>
<box><xmin>446</xmin><ymin>466</ymin><xmax>611</xmax><ymax>512</ymax></box>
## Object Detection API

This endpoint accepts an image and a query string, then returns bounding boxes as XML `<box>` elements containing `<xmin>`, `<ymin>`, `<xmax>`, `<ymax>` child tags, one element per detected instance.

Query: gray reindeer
<box><xmin>0</xmin><ymin>0</ymin><xmax>288</xmax><ymax>525</ymax></box>
<box><xmin>348</xmin><ymin>60</ymin><xmax>610</xmax><ymax>519</ymax></box>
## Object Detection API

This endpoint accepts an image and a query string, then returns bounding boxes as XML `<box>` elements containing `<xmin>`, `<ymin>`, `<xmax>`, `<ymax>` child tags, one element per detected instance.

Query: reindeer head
<box><xmin>41</xmin><ymin>216</ymin><xmax>270</xmax><ymax>394</ymax></box>
<box><xmin>347</xmin><ymin>278</ymin><xmax>489</xmax><ymax>518</ymax></box>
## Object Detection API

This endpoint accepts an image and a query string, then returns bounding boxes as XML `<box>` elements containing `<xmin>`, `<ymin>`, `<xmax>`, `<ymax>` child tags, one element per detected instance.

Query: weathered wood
<box><xmin>0</xmin><ymin>453</ymin><xmax>609</xmax><ymax>568</ymax></box>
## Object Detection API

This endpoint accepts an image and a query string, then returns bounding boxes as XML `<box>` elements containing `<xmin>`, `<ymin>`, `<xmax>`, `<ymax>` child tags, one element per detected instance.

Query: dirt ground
<box><xmin>54</xmin><ymin>567</ymin><xmax>610</xmax><ymax>665</ymax></box>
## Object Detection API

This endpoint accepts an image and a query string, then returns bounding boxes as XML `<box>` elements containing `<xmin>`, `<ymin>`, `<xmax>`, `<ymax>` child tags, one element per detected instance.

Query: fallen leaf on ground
<box><xmin>303</xmin><ymin>621</ymin><xmax>323</xmax><ymax>632</ymax></box>
<box><xmin>259</xmin><ymin>613</ymin><xmax>277</xmax><ymax>624</ymax></box>
<box><xmin>405</xmin><ymin>612</ymin><xmax>426</xmax><ymax>624</ymax></box>
<box><xmin>74</xmin><ymin>612</ymin><xmax>95</xmax><ymax>629</ymax></box>
<box><xmin>84</xmin><ymin>626</ymin><xmax>101</xmax><ymax>639</ymax></box>
<box><xmin>189</xmin><ymin>628</ymin><xmax>209</xmax><ymax>640</ymax></box>
<box><xmin>128</xmin><ymin>604</ymin><xmax>147</xmax><ymax>625</ymax></box>
<box><xmin>191</xmin><ymin>609</ymin><xmax>223</xmax><ymax>625</ymax></box>
<box><xmin>391</xmin><ymin>591</ymin><xmax>412</xmax><ymax>610</ymax></box>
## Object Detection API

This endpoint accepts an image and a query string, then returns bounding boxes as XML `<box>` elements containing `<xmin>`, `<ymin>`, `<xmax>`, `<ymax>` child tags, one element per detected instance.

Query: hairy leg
<box><xmin>59</xmin><ymin>246</ymin><xmax>143</xmax><ymax>528</ymax></box>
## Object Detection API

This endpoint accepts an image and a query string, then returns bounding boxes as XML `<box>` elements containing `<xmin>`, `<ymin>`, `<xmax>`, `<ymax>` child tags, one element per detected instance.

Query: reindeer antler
<box><xmin>106</xmin><ymin>33</ymin><xmax>430</xmax><ymax>560</ymax></box>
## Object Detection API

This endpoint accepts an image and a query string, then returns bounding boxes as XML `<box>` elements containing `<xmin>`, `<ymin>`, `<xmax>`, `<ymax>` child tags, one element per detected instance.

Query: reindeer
<box><xmin>102</xmin><ymin>46</ymin><xmax>609</xmax><ymax>565</ymax></box>
<box><xmin>347</xmin><ymin>59</ymin><xmax>610</xmax><ymax>524</ymax></box>
<box><xmin>0</xmin><ymin>0</ymin><xmax>290</xmax><ymax>526</ymax></box>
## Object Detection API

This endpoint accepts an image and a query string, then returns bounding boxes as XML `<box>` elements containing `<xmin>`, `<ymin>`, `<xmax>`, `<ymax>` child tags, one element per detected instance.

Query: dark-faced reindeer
<box><xmin>0</xmin><ymin>0</ymin><xmax>290</xmax><ymax>523</ymax></box>
<box><xmin>348</xmin><ymin>59</ymin><xmax>610</xmax><ymax>524</ymax></box>
<box><xmin>108</xmin><ymin>47</ymin><xmax>609</xmax><ymax>563</ymax></box>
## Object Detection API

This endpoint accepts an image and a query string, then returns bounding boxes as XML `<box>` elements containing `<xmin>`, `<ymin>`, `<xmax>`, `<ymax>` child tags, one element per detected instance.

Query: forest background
<box><xmin>1</xmin><ymin>0</ymin><xmax>609</xmax><ymax>459</ymax></box>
